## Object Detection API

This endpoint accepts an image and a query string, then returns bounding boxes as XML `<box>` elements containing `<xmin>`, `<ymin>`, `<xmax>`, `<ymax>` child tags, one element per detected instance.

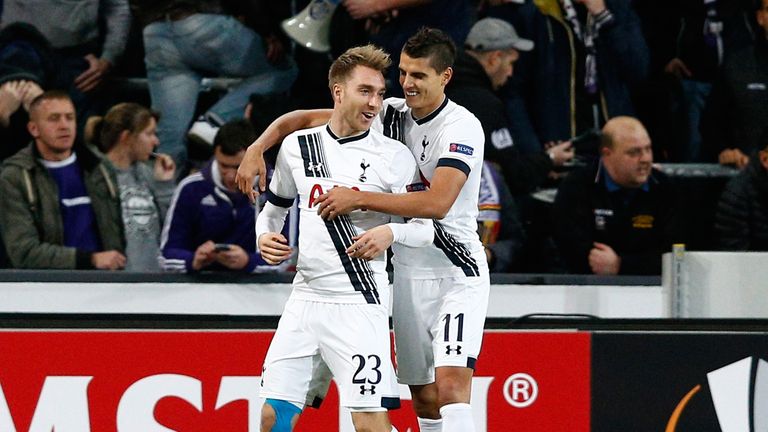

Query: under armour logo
<box><xmin>420</xmin><ymin>136</ymin><xmax>429</xmax><ymax>161</ymax></box>
<box><xmin>359</xmin><ymin>385</ymin><xmax>377</xmax><ymax>395</ymax></box>
<box><xmin>359</xmin><ymin>159</ymin><xmax>370</xmax><ymax>182</ymax></box>
<box><xmin>446</xmin><ymin>345</ymin><xmax>462</xmax><ymax>355</ymax></box>
<box><xmin>307</xmin><ymin>161</ymin><xmax>323</xmax><ymax>173</ymax></box>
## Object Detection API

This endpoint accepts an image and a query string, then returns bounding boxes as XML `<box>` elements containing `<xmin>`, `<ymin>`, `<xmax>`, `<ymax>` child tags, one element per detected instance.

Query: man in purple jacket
<box><xmin>159</xmin><ymin>119</ymin><xmax>282</xmax><ymax>273</ymax></box>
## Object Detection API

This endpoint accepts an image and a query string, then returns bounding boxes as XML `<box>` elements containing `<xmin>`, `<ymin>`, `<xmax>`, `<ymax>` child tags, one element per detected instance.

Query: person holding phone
<box><xmin>159</xmin><ymin>119</ymin><xmax>286</xmax><ymax>273</ymax></box>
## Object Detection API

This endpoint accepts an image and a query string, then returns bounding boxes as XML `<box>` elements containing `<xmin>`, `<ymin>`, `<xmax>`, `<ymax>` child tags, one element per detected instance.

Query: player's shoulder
<box><xmin>284</xmin><ymin>124</ymin><xmax>326</xmax><ymax>143</ymax></box>
<box><xmin>383</xmin><ymin>96</ymin><xmax>409</xmax><ymax>112</ymax></box>
<box><xmin>443</xmin><ymin>99</ymin><xmax>482</xmax><ymax>130</ymax></box>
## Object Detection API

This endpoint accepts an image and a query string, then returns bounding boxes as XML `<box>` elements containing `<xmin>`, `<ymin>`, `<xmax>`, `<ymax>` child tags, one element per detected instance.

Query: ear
<box><xmin>760</xmin><ymin>149</ymin><xmax>768</xmax><ymax>170</ymax></box>
<box><xmin>117</xmin><ymin>129</ymin><xmax>132</xmax><ymax>146</ymax></box>
<box><xmin>27</xmin><ymin>120</ymin><xmax>39</xmax><ymax>138</ymax></box>
<box><xmin>600</xmin><ymin>145</ymin><xmax>611</xmax><ymax>158</ymax></box>
<box><xmin>332</xmin><ymin>82</ymin><xmax>343</xmax><ymax>104</ymax></box>
<box><xmin>442</xmin><ymin>66</ymin><xmax>453</xmax><ymax>86</ymax></box>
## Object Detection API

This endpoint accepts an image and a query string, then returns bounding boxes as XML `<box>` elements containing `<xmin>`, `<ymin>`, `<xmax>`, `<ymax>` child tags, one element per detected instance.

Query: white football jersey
<box><xmin>267</xmin><ymin>124</ymin><xmax>421</xmax><ymax>304</ymax></box>
<box><xmin>374</xmin><ymin>96</ymin><xmax>486</xmax><ymax>279</ymax></box>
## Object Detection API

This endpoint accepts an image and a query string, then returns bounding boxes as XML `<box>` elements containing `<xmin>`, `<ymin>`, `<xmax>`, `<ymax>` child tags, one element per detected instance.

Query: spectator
<box><xmin>447</xmin><ymin>17</ymin><xmax>574</xmax><ymax>196</ymax></box>
<box><xmin>335</xmin><ymin>0</ymin><xmax>473</xmax><ymax>96</ymax></box>
<box><xmin>478</xmin><ymin>160</ymin><xmax>526</xmax><ymax>272</ymax></box>
<box><xmin>660</xmin><ymin>0</ymin><xmax>755</xmax><ymax>162</ymax></box>
<box><xmin>0</xmin><ymin>90</ymin><xmax>125</xmax><ymax>270</ymax></box>
<box><xmin>0</xmin><ymin>23</ymin><xmax>57</xmax><ymax>161</ymax></box>
<box><xmin>498</xmin><ymin>0</ymin><xmax>649</xmax><ymax>155</ymax></box>
<box><xmin>553</xmin><ymin>116</ymin><xmax>681</xmax><ymax>275</ymax></box>
<box><xmin>88</xmin><ymin>103</ymin><xmax>176</xmax><ymax>271</ymax></box>
<box><xmin>1</xmin><ymin>0</ymin><xmax>131</xmax><ymax>127</ymax></box>
<box><xmin>159</xmin><ymin>119</ymin><xmax>279</xmax><ymax>273</ymax></box>
<box><xmin>715</xmin><ymin>135</ymin><xmax>768</xmax><ymax>251</ymax></box>
<box><xmin>701</xmin><ymin>0</ymin><xmax>768</xmax><ymax>169</ymax></box>
<box><xmin>128</xmin><ymin>0</ymin><xmax>298</xmax><ymax>170</ymax></box>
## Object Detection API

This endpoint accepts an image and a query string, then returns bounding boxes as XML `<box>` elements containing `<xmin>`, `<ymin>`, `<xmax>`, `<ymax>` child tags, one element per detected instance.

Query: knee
<box><xmin>435</xmin><ymin>371</ymin><xmax>472</xmax><ymax>406</ymax></box>
<box><xmin>261</xmin><ymin>399</ymin><xmax>301</xmax><ymax>432</ymax></box>
<box><xmin>410</xmin><ymin>386</ymin><xmax>440</xmax><ymax>419</ymax></box>
<box><xmin>350</xmin><ymin>411</ymin><xmax>391</xmax><ymax>432</ymax></box>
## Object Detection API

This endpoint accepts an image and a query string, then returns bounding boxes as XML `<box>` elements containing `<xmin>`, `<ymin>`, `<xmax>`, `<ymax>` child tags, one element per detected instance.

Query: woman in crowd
<box><xmin>88</xmin><ymin>103</ymin><xmax>176</xmax><ymax>271</ymax></box>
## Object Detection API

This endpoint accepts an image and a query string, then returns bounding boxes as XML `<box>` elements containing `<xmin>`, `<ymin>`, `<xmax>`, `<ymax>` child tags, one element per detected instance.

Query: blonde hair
<box><xmin>328</xmin><ymin>44</ymin><xmax>391</xmax><ymax>90</ymax></box>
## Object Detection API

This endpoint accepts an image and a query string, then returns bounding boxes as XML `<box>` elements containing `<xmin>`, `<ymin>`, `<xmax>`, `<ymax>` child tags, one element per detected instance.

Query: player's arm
<box><xmin>256</xmin><ymin>200</ymin><xmax>294</xmax><ymax>265</ymax></box>
<box><xmin>318</xmin><ymin>166</ymin><xmax>467</xmax><ymax>220</ymax></box>
<box><xmin>236</xmin><ymin>109</ymin><xmax>332</xmax><ymax>200</ymax></box>
<box><xmin>347</xmin><ymin>218</ymin><xmax>434</xmax><ymax>260</ymax></box>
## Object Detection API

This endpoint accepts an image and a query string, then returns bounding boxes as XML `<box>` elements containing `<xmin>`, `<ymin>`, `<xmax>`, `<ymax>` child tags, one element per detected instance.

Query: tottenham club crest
<box><xmin>420</xmin><ymin>136</ymin><xmax>429</xmax><ymax>161</ymax></box>
<box><xmin>359</xmin><ymin>159</ymin><xmax>370</xmax><ymax>182</ymax></box>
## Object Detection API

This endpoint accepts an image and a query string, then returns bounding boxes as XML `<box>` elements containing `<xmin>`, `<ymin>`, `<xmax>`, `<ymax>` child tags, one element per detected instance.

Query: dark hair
<box><xmin>215</xmin><ymin>119</ymin><xmax>256</xmax><ymax>156</ymax></box>
<box><xmin>402</xmin><ymin>27</ymin><xmax>456</xmax><ymax>73</ymax></box>
<box><xmin>328</xmin><ymin>44</ymin><xmax>391</xmax><ymax>90</ymax></box>
<box><xmin>87</xmin><ymin>102</ymin><xmax>159</xmax><ymax>152</ymax></box>
<box><xmin>28</xmin><ymin>89</ymin><xmax>72</xmax><ymax>116</ymax></box>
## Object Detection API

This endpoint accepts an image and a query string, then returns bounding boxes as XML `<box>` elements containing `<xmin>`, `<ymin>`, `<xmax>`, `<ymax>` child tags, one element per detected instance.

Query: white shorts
<box><xmin>392</xmin><ymin>270</ymin><xmax>490</xmax><ymax>385</ymax></box>
<box><xmin>260</xmin><ymin>298</ymin><xmax>400</xmax><ymax>410</ymax></box>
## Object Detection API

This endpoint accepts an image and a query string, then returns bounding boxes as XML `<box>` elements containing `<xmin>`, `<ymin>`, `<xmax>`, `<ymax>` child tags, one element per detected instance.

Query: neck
<box><xmin>328</xmin><ymin>111</ymin><xmax>363</xmax><ymax>138</ymax></box>
<box><xmin>35</xmin><ymin>141</ymin><xmax>72</xmax><ymax>162</ymax></box>
<box><xmin>106</xmin><ymin>145</ymin><xmax>133</xmax><ymax>169</ymax></box>
<box><xmin>412</xmin><ymin>94</ymin><xmax>445</xmax><ymax>120</ymax></box>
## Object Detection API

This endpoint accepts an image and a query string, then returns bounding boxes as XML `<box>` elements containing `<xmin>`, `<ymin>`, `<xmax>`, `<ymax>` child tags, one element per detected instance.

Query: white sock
<box><xmin>417</xmin><ymin>417</ymin><xmax>442</xmax><ymax>432</ymax></box>
<box><xmin>439</xmin><ymin>403</ymin><xmax>474</xmax><ymax>432</ymax></box>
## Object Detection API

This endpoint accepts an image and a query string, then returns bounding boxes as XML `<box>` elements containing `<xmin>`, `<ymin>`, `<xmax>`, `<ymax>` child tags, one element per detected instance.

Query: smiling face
<box><xmin>399</xmin><ymin>52</ymin><xmax>452</xmax><ymax>119</ymax></box>
<box><xmin>332</xmin><ymin>64</ymin><xmax>386</xmax><ymax>136</ymax></box>
<box><xmin>28</xmin><ymin>97</ymin><xmax>76</xmax><ymax>161</ymax></box>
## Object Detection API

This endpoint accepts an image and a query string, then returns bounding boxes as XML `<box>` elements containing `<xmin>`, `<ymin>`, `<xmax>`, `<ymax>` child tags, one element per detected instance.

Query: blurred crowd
<box><xmin>0</xmin><ymin>0</ymin><xmax>766</xmax><ymax>274</ymax></box>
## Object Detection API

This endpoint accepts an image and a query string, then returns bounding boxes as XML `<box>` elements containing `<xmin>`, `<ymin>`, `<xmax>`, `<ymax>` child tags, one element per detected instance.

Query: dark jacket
<box><xmin>0</xmin><ymin>142</ymin><xmax>124</xmax><ymax>269</ymax></box>
<box><xmin>701</xmin><ymin>39</ymin><xmax>768</xmax><ymax>161</ymax></box>
<box><xmin>504</xmin><ymin>0</ymin><xmax>649</xmax><ymax>151</ymax></box>
<box><xmin>553</xmin><ymin>160</ymin><xmax>681</xmax><ymax>275</ymax></box>
<box><xmin>447</xmin><ymin>51</ymin><xmax>553</xmax><ymax>195</ymax></box>
<box><xmin>715</xmin><ymin>154</ymin><xmax>768</xmax><ymax>251</ymax></box>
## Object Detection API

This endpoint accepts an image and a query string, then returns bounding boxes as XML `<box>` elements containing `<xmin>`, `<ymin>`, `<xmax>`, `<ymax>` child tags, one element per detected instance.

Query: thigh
<box><xmin>313</xmin><ymin>302</ymin><xmax>400</xmax><ymax>411</ymax></box>
<box><xmin>260</xmin><ymin>299</ymin><xmax>332</xmax><ymax>407</ymax></box>
<box><xmin>393</xmin><ymin>275</ymin><xmax>442</xmax><ymax>385</ymax></box>
<box><xmin>432</xmin><ymin>272</ymin><xmax>490</xmax><ymax>370</ymax></box>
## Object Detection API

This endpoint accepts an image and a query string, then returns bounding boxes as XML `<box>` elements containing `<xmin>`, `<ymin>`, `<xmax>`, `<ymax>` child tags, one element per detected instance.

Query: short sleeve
<box><xmin>389</xmin><ymin>148</ymin><xmax>423</xmax><ymax>194</ymax></box>
<box><xmin>436</xmin><ymin>116</ymin><xmax>484</xmax><ymax>177</ymax></box>
<box><xmin>266</xmin><ymin>137</ymin><xmax>298</xmax><ymax>207</ymax></box>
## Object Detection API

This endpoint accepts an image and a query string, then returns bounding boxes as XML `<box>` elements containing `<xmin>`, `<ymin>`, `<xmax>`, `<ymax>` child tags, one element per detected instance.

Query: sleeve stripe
<box><xmin>266</xmin><ymin>188</ymin><xmax>295</xmax><ymax>208</ymax></box>
<box><xmin>437</xmin><ymin>158</ymin><xmax>471</xmax><ymax>177</ymax></box>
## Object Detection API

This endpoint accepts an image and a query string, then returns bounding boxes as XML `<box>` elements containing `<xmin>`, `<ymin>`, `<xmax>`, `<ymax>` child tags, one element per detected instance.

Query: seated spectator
<box><xmin>160</xmin><ymin>119</ymin><xmax>279</xmax><ymax>273</ymax></box>
<box><xmin>553</xmin><ymin>117</ymin><xmax>682</xmax><ymax>275</ymax></box>
<box><xmin>1</xmin><ymin>0</ymin><xmax>131</xmax><ymax>129</ymax></box>
<box><xmin>715</xmin><ymin>135</ymin><xmax>768</xmax><ymax>251</ymax></box>
<box><xmin>701</xmin><ymin>0</ymin><xmax>768</xmax><ymax>169</ymax></box>
<box><xmin>478</xmin><ymin>161</ymin><xmax>526</xmax><ymax>272</ymax></box>
<box><xmin>0</xmin><ymin>90</ymin><xmax>125</xmax><ymax>269</ymax></box>
<box><xmin>128</xmin><ymin>0</ymin><xmax>298</xmax><ymax>169</ymax></box>
<box><xmin>87</xmin><ymin>103</ymin><xmax>176</xmax><ymax>271</ymax></box>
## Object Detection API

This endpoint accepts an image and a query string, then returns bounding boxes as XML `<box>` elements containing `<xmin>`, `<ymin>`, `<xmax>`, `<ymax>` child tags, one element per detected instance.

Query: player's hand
<box><xmin>315</xmin><ymin>187</ymin><xmax>362</xmax><ymax>220</ymax></box>
<box><xmin>91</xmin><ymin>250</ymin><xmax>126</xmax><ymax>270</ymax></box>
<box><xmin>346</xmin><ymin>225</ymin><xmax>393</xmax><ymax>260</ymax></box>
<box><xmin>216</xmin><ymin>244</ymin><xmax>250</xmax><ymax>270</ymax></box>
<box><xmin>74</xmin><ymin>54</ymin><xmax>111</xmax><ymax>93</ymax></box>
<box><xmin>258</xmin><ymin>232</ymin><xmax>293</xmax><ymax>265</ymax></box>
<box><xmin>589</xmin><ymin>242</ymin><xmax>620</xmax><ymax>275</ymax></box>
<box><xmin>152</xmin><ymin>153</ymin><xmax>176</xmax><ymax>181</ymax></box>
<box><xmin>236</xmin><ymin>143</ymin><xmax>268</xmax><ymax>203</ymax></box>
<box><xmin>192</xmin><ymin>241</ymin><xmax>217</xmax><ymax>271</ymax></box>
